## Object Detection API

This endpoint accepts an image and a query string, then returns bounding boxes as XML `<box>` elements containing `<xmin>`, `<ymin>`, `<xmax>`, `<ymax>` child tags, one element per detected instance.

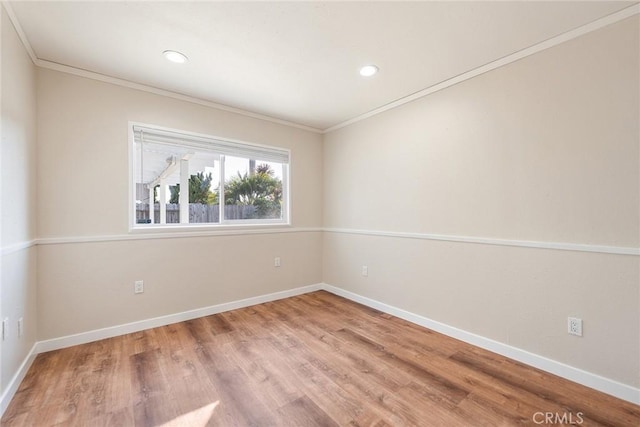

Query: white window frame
<box><xmin>128</xmin><ymin>122</ymin><xmax>291</xmax><ymax>231</ymax></box>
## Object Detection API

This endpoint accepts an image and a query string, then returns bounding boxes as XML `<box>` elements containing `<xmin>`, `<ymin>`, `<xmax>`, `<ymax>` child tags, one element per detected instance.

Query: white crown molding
<box><xmin>1</xmin><ymin>1</ymin><xmax>321</xmax><ymax>135</ymax></box>
<box><xmin>323</xmin><ymin>3</ymin><xmax>640</xmax><ymax>133</ymax></box>
<box><xmin>1</xmin><ymin>1</ymin><xmax>37</xmax><ymax>63</ymax></box>
<box><xmin>322</xmin><ymin>284</ymin><xmax>640</xmax><ymax>405</ymax></box>
<box><xmin>324</xmin><ymin>227</ymin><xmax>640</xmax><ymax>256</ymax></box>
<box><xmin>35</xmin><ymin>59</ymin><xmax>323</xmax><ymax>134</ymax></box>
<box><xmin>5</xmin><ymin>1</ymin><xmax>637</xmax><ymax>135</ymax></box>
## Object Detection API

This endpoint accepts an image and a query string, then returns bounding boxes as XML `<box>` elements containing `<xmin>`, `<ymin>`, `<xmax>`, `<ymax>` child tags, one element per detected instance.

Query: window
<box><xmin>130</xmin><ymin>123</ymin><xmax>289</xmax><ymax>229</ymax></box>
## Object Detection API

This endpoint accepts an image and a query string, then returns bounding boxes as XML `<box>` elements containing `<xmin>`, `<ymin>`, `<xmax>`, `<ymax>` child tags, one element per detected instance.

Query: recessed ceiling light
<box><xmin>163</xmin><ymin>50</ymin><xmax>188</xmax><ymax>64</ymax></box>
<box><xmin>359</xmin><ymin>64</ymin><xmax>379</xmax><ymax>77</ymax></box>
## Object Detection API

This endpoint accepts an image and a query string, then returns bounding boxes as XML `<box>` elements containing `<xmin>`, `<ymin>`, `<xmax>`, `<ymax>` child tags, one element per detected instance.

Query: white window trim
<box><xmin>128</xmin><ymin>121</ymin><xmax>291</xmax><ymax>232</ymax></box>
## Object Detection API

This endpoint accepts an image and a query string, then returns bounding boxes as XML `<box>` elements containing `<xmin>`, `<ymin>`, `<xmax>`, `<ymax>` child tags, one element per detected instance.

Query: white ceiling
<box><xmin>8</xmin><ymin>1</ymin><xmax>637</xmax><ymax>131</ymax></box>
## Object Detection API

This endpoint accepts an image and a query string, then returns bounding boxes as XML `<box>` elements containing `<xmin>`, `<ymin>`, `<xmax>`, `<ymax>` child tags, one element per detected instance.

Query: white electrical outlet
<box><xmin>362</xmin><ymin>265</ymin><xmax>368</xmax><ymax>277</ymax></box>
<box><xmin>274</xmin><ymin>257</ymin><xmax>281</xmax><ymax>267</ymax></box>
<box><xmin>2</xmin><ymin>318</ymin><xmax>8</xmax><ymax>341</ymax></box>
<box><xmin>134</xmin><ymin>280</ymin><xmax>144</xmax><ymax>294</ymax></box>
<box><xmin>568</xmin><ymin>317</ymin><xmax>583</xmax><ymax>336</ymax></box>
<box><xmin>17</xmin><ymin>317</ymin><xmax>24</xmax><ymax>338</ymax></box>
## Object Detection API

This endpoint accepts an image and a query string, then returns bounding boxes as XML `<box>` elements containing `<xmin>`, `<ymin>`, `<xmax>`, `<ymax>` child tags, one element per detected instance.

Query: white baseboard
<box><xmin>0</xmin><ymin>343</ymin><xmax>38</xmax><ymax>417</ymax></box>
<box><xmin>321</xmin><ymin>283</ymin><xmax>640</xmax><ymax>405</ymax></box>
<box><xmin>1</xmin><ymin>284</ymin><xmax>321</xmax><ymax>418</ymax></box>
<box><xmin>3</xmin><ymin>281</ymin><xmax>637</xmax><ymax>419</ymax></box>
<box><xmin>36</xmin><ymin>283</ymin><xmax>322</xmax><ymax>353</ymax></box>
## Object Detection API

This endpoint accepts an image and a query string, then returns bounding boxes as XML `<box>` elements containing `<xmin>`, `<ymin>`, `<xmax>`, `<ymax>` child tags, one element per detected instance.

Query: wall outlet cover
<box><xmin>134</xmin><ymin>280</ymin><xmax>144</xmax><ymax>294</ymax></box>
<box><xmin>568</xmin><ymin>317</ymin><xmax>583</xmax><ymax>337</ymax></box>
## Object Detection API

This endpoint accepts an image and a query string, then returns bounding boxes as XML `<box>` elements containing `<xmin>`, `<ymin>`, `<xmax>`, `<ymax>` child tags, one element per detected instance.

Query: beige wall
<box><xmin>1</xmin><ymin>4</ymin><xmax>638</xmax><ymax>403</ymax></box>
<box><xmin>323</xmin><ymin>17</ymin><xmax>639</xmax><ymax>387</ymax></box>
<box><xmin>35</xmin><ymin>69</ymin><xmax>323</xmax><ymax>340</ymax></box>
<box><xmin>37</xmin><ymin>69</ymin><xmax>323</xmax><ymax>238</ymax></box>
<box><xmin>1</xmin><ymin>7</ymin><xmax>38</xmax><ymax>394</ymax></box>
<box><xmin>38</xmin><ymin>232</ymin><xmax>321</xmax><ymax>340</ymax></box>
<box><xmin>325</xmin><ymin>17</ymin><xmax>638</xmax><ymax>248</ymax></box>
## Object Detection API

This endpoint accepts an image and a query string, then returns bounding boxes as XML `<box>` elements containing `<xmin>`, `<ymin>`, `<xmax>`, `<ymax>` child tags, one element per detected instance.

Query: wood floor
<box><xmin>2</xmin><ymin>291</ymin><xmax>639</xmax><ymax>426</ymax></box>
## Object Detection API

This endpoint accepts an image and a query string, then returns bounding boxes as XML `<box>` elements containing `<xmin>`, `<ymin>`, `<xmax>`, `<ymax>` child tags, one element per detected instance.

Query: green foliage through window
<box><xmin>169</xmin><ymin>172</ymin><xmax>217</xmax><ymax>205</ymax></box>
<box><xmin>224</xmin><ymin>164</ymin><xmax>282</xmax><ymax>218</ymax></box>
<box><xmin>133</xmin><ymin>124</ymin><xmax>289</xmax><ymax>226</ymax></box>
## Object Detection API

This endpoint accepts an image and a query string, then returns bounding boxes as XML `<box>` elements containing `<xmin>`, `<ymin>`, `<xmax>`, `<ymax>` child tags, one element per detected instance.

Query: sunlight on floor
<box><xmin>159</xmin><ymin>401</ymin><xmax>220</xmax><ymax>427</ymax></box>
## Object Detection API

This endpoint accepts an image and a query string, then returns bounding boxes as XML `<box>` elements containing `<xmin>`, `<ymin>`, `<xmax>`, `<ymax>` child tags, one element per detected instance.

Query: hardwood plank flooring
<box><xmin>2</xmin><ymin>291</ymin><xmax>639</xmax><ymax>426</ymax></box>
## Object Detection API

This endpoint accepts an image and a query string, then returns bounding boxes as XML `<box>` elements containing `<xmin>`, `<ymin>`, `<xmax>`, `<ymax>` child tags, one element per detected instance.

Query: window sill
<box><xmin>129</xmin><ymin>221</ymin><xmax>292</xmax><ymax>234</ymax></box>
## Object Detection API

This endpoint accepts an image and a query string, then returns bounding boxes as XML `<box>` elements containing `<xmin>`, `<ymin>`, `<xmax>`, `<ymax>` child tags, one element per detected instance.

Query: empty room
<box><xmin>1</xmin><ymin>1</ymin><xmax>639</xmax><ymax>426</ymax></box>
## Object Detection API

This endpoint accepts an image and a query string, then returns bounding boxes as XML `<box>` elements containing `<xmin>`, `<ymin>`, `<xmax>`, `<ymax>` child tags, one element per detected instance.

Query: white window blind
<box><xmin>133</xmin><ymin>125</ymin><xmax>289</xmax><ymax>164</ymax></box>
